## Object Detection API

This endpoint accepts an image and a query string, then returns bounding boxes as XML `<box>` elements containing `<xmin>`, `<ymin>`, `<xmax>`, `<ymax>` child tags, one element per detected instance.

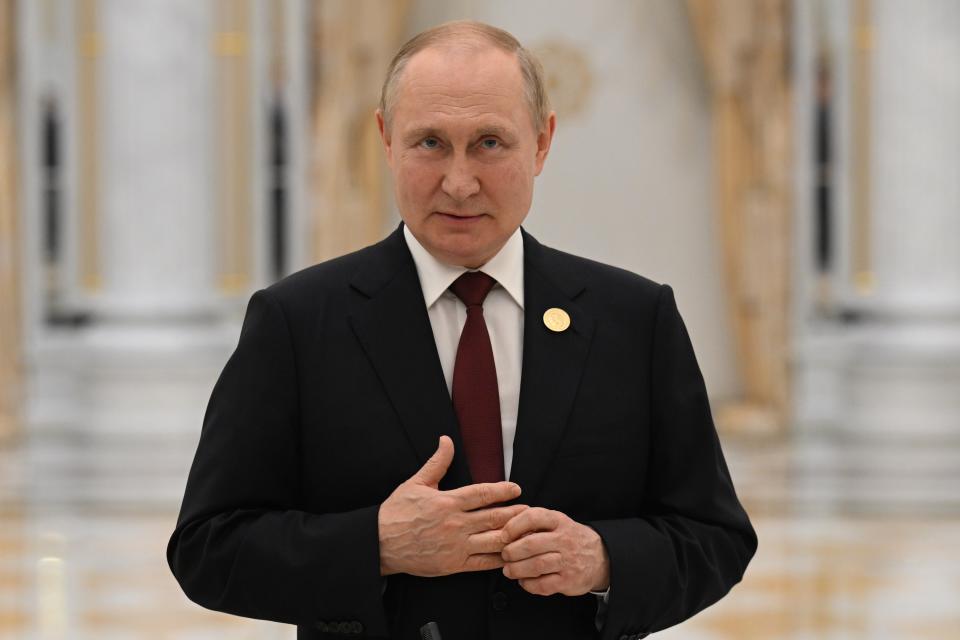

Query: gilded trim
<box><xmin>77</xmin><ymin>0</ymin><xmax>101</xmax><ymax>291</ymax></box>
<box><xmin>213</xmin><ymin>0</ymin><xmax>252</xmax><ymax>294</ymax></box>
<box><xmin>851</xmin><ymin>0</ymin><xmax>874</xmax><ymax>294</ymax></box>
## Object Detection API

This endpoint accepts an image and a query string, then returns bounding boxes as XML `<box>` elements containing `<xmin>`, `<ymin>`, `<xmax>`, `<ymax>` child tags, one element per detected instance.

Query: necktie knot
<box><xmin>450</xmin><ymin>271</ymin><xmax>497</xmax><ymax>307</ymax></box>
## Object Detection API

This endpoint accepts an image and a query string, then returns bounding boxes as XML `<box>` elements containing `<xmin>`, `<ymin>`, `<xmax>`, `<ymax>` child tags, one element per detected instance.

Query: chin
<box><xmin>434</xmin><ymin>240</ymin><xmax>491</xmax><ymax>267</ymax></box>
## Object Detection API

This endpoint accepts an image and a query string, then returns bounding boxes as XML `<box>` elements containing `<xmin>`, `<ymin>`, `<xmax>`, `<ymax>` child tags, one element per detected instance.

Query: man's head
<box><xmin>376</xmin><ymin>20</ymin><xmax>556</xmax><ymax>269</ymax></box>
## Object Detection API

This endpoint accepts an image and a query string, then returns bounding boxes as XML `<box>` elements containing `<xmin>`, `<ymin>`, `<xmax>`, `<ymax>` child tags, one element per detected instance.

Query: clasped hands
<box><xmin>378</xmin><ymin>436</ymin><xmax>610</xmax><ymax>596</ymax></box>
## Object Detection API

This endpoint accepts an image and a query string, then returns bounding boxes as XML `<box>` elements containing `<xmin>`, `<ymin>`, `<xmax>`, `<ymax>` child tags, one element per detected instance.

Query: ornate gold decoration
<box><xmin>0</xmin><ymin>0</ymin><xmax>22</xmax><ymax>440</ymax></box>
<box><xmin>77</xmin><ymin>0</ymin><xmax>101</xmax><ymax>291</ymax></box>
<box><xmin>309</xmin><ymin>1</ymin><xmax>411</xmax><ymax>262</ymax></box>
<box><xmin>851</xmin><ymin>0</ymin><xmax>874</xmax><ymax>295</ymax></box>
<box><xmin>531</xmin><ymin>39</ymin><xmax>593</xmax><ymax>120</ymax></box>
<box><xmin>213</xmin><ymin>0</ymin><xmax>252</xmax><ymax>294</ymax></box>
<box><xmin>687</xmin><ymin>0</ymin><xmax>793</xmax><ymax>436</ymax></box>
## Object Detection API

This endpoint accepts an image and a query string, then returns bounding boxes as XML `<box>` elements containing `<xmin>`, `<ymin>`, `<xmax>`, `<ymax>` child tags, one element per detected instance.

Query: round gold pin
<box><xmin>543</xmin><ymin>307</ymin><xmax>571</xmax><ymax>332</ymax></box>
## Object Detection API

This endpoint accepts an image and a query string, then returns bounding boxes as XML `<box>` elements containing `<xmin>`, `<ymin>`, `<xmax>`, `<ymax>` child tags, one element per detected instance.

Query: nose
<box><xmin>440</xmin><ymin>153</ymin><xmax>480</xmax><ymax>202</ymax></box>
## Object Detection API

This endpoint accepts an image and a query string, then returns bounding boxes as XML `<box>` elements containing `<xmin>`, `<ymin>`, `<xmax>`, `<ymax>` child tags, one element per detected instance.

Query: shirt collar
<box><xmin>403</xmin><ymin>222</ymin><xmax>525</xmax><ymax>310</ymax></box>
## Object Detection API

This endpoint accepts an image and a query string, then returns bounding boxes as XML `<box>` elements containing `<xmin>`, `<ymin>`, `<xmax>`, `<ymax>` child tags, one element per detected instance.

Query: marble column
<box><xmin>792</xmin><ymin>0</ymin><xmax>960</xmax><ymax>512</ymax></box>
<box><xmin>865</xmin><ymin>0</ymin><xmax>960</xmax><ymax>318</ymax></box>
<box><xmin>20</xmin><ymin>0</ymin><xmax>266</xmax><ymax>508</ymax></box>
<box><xmin>93</xmin><ymin>0</ymin><xmax>218</xmax><ymax>321</ymax></box>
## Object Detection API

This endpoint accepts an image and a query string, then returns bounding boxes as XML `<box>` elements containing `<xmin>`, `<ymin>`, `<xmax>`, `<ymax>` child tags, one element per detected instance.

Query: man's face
<box><xmin>377</xmin><ymin>45</ymin><xmax>555</xmax><ymax>268</ymax></box>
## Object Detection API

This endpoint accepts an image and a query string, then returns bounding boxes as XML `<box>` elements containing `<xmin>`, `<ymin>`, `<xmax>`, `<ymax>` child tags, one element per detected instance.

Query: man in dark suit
<box><xmin>167</xmin><ymin>20</ymin><xmax>756</xmax><ymax>640</ymax></box>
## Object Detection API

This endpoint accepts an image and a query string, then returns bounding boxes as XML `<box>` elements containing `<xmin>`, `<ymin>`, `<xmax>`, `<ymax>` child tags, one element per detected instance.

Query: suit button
<box><xmin>491</xmin><ymin>590</ymin><xmax>508</xmax><ymax>611</ymax></box>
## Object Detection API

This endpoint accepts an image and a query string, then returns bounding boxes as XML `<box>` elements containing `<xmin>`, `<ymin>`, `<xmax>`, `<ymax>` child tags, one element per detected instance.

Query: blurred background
<box><xmin>1</xmin><ymin>0</ymin><xmax>959</xmax><ymax>638</ymax></box>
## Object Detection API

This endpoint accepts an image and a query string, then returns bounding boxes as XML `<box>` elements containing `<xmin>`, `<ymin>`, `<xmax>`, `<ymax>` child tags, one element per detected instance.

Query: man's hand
<box><xmin>500</xmin><ymin>507</ymin><xmax>610</xmax><ymax>596</ymax></box>
<box><xmin>378</xmin><ymin>435</ymin><xmax>527</xmax><ymax>577</ymax></box>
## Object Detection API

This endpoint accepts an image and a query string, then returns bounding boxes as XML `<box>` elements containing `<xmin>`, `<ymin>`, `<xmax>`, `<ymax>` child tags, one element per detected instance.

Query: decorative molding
<box><xmin>850</xmin><ymin>0</ymin><xmax>874</xmax><ymax>295</ymax></box>
<box><xmin>532</xmin><ymin>39</ymin><xmax>592</xmax><ymax>121</ymax></box>
<box><xmin>76</xmin><ymin>0</ymin><xmax>101</xmax><ymax>292</ymax></box>
<box><xmin>0</xmin><ymin>0</ymin><xmax>22</xmax><ymax>441</ymax></box>
<box><xmin>308</xmin><ymin>0</ymin><xmax>411</xmax><ymax>262</ymax></box>
<box><xmin>213</xmin><ymin>0</ymin><xmax>252</xmax><ymax>294</ymax></box>
<box><xmin>687</xmin><ymin>0</ymin><xmax>794</xmax><ymax>436</ymax></box>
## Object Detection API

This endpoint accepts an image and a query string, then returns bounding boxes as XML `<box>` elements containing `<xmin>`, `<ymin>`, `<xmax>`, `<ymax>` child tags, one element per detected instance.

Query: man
<box><xmin>167</xmin><ymin>20</ymin><xmax>756</xmax><ymax>640</ymax></box>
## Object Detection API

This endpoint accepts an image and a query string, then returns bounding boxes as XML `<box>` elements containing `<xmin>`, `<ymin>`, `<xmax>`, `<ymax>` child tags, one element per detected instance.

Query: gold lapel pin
<box><xmin>543</xmin><ymin>307</ymin><xmax>571</xmax><ymax>332</ymax></box>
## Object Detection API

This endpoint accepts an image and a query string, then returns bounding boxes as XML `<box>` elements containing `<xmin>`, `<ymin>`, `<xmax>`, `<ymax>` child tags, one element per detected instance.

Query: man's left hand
<box><xmin>500</xmin><ymin>507</ymin><xmax>610</xmax><ymax>596</ymax></box>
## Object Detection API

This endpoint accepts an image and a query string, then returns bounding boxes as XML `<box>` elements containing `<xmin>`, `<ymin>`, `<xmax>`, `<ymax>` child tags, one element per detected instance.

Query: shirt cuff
<box><xmin>592</xmin><ymin>586</ymin><xmax>611</xmax><ymax>632</ymax></box>
<box><xmin>589</xmin><ymin>587</ymin><xmax>610</xmax><ymax>603</ymax></box>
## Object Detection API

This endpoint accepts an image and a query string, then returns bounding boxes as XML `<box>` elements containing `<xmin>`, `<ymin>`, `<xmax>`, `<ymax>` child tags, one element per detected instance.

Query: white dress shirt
<box><xmin>403</xmin><ymin>223</ymin><xmax>524</xmax><ymax>480</ymax></box>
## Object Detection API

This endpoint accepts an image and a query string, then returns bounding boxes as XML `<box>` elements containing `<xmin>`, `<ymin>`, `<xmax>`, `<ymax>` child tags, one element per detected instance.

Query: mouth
<box><xmin>436</xmin><ymin>211</ymin><xmax>485</xmax><ymax>221</ymax></box>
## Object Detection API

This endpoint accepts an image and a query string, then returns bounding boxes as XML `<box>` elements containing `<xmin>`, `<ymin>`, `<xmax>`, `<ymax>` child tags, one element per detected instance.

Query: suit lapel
<box><xmin>347</xmin><ymin>223</ymin><xmax>473</xmax><ymax>490</ymax></box>
<box><xmin>509</xmin><ymin>228</ymin><xmax>595</xmax><ymax>503</ymax></box>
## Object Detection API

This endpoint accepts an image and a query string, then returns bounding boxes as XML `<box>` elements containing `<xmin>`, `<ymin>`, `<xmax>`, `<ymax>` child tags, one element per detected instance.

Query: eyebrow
<box><xmin>475</xmin><ymin>125</ymin><xmax>516</xmax><ymax>141</ymax></box>
<box><xmin>401</xmin><ymin>125</ymin><xmax>516</xmax><ymax>146</ymax></box>
<box><xmin>402</xmin><ymin>127</ymin><xmax>442</xmax><ymax>146</ymax></box>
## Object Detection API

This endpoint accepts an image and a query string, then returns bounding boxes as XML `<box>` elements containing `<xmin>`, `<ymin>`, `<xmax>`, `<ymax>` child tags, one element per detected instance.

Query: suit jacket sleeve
<box><xmin>588</xmin><ymin>284</ymin><xmax>758</xmax><ymax>638</ymax></box>
<box><xmin>166</xmin><ymin>288</ymin><xmax>390</xmax><ymax>636</ymax></box>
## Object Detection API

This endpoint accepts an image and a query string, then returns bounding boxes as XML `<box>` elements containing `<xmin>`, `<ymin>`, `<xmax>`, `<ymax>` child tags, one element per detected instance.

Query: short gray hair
<box><xmin>379</xmin><ymin>20</ymin><xmax>551</xmax><ymax>133</ymax></box>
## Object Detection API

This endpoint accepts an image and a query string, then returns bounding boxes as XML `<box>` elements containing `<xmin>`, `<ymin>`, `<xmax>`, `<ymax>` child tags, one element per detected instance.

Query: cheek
<box><xmin>484</xmin><ymin>159</ymin><xmax>534</xmax><ymax>207</ymax></box>
<box><xmin>395</xmin><ymin>163</ymin><xmax>438</xmax><ymax>204</ymax></box>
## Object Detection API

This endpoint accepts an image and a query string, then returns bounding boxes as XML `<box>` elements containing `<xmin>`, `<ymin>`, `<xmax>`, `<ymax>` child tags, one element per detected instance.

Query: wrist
<box><xmin>377</xmin><ymin>504</ymin><xmax>398</xmax><ymax>576</ymax></box>
<box><xmin>588</xmin><ymin>528</ymin><xmax>610</xmax><ymax>591</ymax></box>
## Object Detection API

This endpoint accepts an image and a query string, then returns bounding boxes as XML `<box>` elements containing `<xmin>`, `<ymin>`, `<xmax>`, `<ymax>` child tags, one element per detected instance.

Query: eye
<box><xmin>419</xmin><ymin>137</ymin><xmax>440</xmax><ymax>149</ymax></box>
<box><xmin>480</xmin><ymin>137</ymin><xmax>500</xmax><ymax>149</ymax></box>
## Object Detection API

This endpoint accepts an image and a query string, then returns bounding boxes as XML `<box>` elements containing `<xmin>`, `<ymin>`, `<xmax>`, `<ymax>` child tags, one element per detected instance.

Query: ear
<box><xmin>533</xmin><ymin>111</ymin><xmax>557</xmax><ymax>176</ymax></box>
<box><xmin>376</xmin><ymin>108</ymin><xmax>393</xmax><ymax>166</ymax></box>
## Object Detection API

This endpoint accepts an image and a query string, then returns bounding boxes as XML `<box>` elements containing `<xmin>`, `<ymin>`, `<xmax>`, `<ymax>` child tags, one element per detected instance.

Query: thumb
<box><xmin>411</xmin><ymin>435</ymin><xmax>454</xmax><ymax>488</ymax></box>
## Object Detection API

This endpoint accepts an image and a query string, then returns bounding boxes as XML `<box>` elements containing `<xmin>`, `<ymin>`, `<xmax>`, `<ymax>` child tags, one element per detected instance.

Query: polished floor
<box><xmin>1</xmin><ymin>441</ymin><xmax>959</xmax><ymax>639</ymax></box>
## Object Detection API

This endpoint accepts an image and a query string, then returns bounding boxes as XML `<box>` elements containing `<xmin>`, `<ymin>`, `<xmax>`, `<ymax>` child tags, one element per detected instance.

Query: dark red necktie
<box><xmin>450</xmin><ymin>271</ymin><xmax>505</xmax><ymax>484</ymax></box>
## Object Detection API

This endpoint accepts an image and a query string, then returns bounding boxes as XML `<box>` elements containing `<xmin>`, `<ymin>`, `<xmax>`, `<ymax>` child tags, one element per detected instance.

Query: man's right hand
<box><xmin>377</xmin><ymin>435</ymin><xmax>527</xmax><ymax>577</ymax></box>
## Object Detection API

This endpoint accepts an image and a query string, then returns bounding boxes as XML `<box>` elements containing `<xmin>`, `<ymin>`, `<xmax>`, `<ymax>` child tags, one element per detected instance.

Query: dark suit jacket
<box><xmin>167</xmin><ymin>222</ymin><xmax>757</xmax><ymax>640</ymax></box>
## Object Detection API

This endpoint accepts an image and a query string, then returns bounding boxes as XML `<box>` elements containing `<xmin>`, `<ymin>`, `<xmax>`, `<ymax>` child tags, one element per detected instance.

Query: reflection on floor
<box><xmin>1</xmin><ymin>508</ymin><xmax>958</xmax><ymax>639</ymax></box>
<box><xmin>2</xmin><ymin>430</ymin><xmax>959</xmax><ymax>639</ymax></box>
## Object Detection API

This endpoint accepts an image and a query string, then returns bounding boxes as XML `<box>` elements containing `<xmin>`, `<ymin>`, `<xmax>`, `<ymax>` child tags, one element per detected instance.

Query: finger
<box><xmin>519</xmin><ymin>573</ymin><xmax>563</xmax><ymax>597</ymax></box>
<box><xmin>502</xmin><ymin>551</ymin><xmax>563</xmax><ymax>580</ymax></box>
<box><xmin>447</xmin><ymin>481</ymin><xmax>521</xmax><ymax>511</ymax></box>
<box><xmin>411</xmin><ymin>436</ymin><xmax>454</xmax><ymax>488</ymax></box>
<box><xmin>466</xmin><ymin>529</ymin><xmax>511</xmax><ymax>555</ymax></box>
<box><xmin>501</xmin><ymin>531</ymin><xmax>558</xmax><ymax>562</ymax></box>
<box><xmin>463</xmin><ymin>504</ymin><xmax>529</xmax><ymax>534</ymax></box>
<box><xmin>461</xmin><ymin>553</ymin><xmax>506</xmax><ymax>572</ymax></box>
<box><xmin>501</xmin><ymin>507</ymin><xmax>561</xmax><ymax>543</ymax></box>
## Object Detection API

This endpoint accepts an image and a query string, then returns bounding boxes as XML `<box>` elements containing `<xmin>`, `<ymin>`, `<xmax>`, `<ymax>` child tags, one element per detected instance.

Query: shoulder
<box><xmin>253</xmin><ymin>233</ymin><xmax>398</xmax><ymax>320</ymax></box>
<box><xmin>271</xmin><ymin>245</ymin><xmax>376</xmax><ymax>297</ymax></box>
<box><xmin>530</xmin><ymin>234</ymin><xmax>666</xmax><ymax>309</ymax></box>
<box><xmin>530</xmin><ymin>235</ymin><xmax>683</xmax><ymax>345</ymax></box>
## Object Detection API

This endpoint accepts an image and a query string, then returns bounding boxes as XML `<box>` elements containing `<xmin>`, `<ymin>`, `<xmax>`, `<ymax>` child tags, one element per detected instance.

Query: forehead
<box><xmin>392</xmin><ymin>45</ymin><xmax>530</xmax><ymax>133</ymax></box>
